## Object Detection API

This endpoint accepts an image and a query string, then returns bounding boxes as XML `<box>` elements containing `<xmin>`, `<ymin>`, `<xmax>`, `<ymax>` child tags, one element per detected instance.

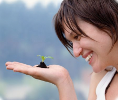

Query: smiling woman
<box><xmin>5</xmin><ymin>0</ymin><xmax>118</xmax><ymax>100</ymax></box>
<box><xmin>54</xmin><ymin>0</ymin><xmax>118</xmax><ymax>99</ymax></box>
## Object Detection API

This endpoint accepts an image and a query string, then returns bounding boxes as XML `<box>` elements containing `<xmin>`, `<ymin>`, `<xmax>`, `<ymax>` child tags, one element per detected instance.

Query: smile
<box><xmin>85</xmin><ymin>53</ymin><xmax>93</xmax><ymax>62</ymax></box>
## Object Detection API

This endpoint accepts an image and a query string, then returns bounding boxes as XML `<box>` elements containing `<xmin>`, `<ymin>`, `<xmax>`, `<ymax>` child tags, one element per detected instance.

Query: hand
<box><xmin>6</xmin><ymin>62</ymin><xmax>77</xmax><ymax>100</ymax></box>
<box><xmin>5</xmin><ymin>62</ymin><xmax>69</xmax><ymax>86</ymax></box>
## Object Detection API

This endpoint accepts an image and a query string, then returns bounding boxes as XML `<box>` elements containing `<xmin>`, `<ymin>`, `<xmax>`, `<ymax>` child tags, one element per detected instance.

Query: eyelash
<box><xmin>74</xmin><ymin>35</ymin><xmax>79</xmax><ymax>39</ymax></box>
<box><xmin>74</xmin><ymin>35</ymin><xmax>81</xmax><ymax>40</ymax></box>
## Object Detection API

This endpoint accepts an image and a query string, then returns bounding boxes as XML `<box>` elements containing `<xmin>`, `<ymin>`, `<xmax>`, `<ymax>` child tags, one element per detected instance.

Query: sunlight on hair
<box><xmin>0</xmin><ymin>0</ymin><xmax>62</xmax><ymax>8</ymax></box>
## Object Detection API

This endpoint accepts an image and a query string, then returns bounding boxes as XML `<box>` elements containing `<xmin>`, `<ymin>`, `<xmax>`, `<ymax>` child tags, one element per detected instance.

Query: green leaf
<box><xmin>45</xmin><ymin>56</ymin><xmax>53</xmax><ymax>59</ymax></box>
<box><xmin>41</xmin><ymin>56</ymin><xmax>45</xmax><ymax>62</ymax></box>
<box><xmin>37</xmin><ymin>55</ymin><xmax>53</xmax><ymax>62</ymax></box>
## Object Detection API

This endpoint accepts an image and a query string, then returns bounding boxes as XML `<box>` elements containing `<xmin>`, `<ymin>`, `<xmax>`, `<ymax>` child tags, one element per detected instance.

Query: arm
<box><xmin>88</xmin><ymin>72</ymin><xmax>97</xmax><ymax>100</ymax></box>
<box><xmin>6</xmin><ymin>62</ymin><xmax>77</xmax><ymax>100</ymax></box>
<box><xmin>57</xmin><ymin>73</ymin><xmax>77</xmax><ymax>100</ymax></box>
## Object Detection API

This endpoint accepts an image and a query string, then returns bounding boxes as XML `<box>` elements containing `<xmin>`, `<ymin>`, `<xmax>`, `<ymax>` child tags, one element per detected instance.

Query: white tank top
<box><xmin>96</xmin><ymin>67</ymin><xmax>116</xmax><ymax>100</ymax></box>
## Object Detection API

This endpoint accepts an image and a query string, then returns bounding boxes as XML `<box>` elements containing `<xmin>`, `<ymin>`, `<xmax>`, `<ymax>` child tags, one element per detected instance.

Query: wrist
<box><xmin>55</xmin><ymin>68</ymin><xmax>70</xmax><ymax>86</ymax></box>
<box><xmin>56</xmin><ymin>72</ymin><xmax>77</xmax><ymax>100</ymax></box>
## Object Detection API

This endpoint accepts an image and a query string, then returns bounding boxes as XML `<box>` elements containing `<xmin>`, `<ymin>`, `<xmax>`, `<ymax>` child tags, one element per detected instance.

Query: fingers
<box><xmin>14</xmin><ymin>66</ymin><xmax>36</xmax><ymax>75</ymax></box>
<box><xmin>6</xmin><ymin>62</ymin><xmax>31</xmax><ymax>69</ymax></box>
<box><xmin>6</xmin><ymin>61</ymin><xmax>18</xmax><ymax>66</ymax></box>
<box><xmin>5</xmin><ymin>62</ymin><xmax>68</xmax><ymax>85</ymax></box>
<box><xmin>5</xmin><ymin>61</ymin><xmax>47</xmax><ymax>77</ymax></box>
<box><xmin>6</xmin><ymin>61</ymin><xmax>32</xmax><ymax>72</ymax></box>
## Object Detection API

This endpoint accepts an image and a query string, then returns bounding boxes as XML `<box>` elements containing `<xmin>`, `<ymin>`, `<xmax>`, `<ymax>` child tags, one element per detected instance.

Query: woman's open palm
<box><xmin>6</xmin><ymin>62</ymin><xmax>69</xmax><ymax>86</ymax></box>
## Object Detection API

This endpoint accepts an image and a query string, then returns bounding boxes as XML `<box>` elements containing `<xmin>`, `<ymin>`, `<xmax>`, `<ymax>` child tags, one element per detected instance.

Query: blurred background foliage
<box><xmin>0</xmin><ymin>1</ymin><xmax>92</xmax><ymax>100</ymax></box>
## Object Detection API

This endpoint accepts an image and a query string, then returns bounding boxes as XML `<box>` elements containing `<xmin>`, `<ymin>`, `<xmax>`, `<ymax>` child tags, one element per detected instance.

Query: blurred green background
<box><xmin>0</xmin><ymin>0</ymin><xmax>92</xmax><ymax>100</ymax></box>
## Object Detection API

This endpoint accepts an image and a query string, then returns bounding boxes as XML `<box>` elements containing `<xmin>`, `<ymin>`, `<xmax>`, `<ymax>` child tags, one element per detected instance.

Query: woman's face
<box><xmin>63</xmin><ymin>19</ymin><xmax>118</xmax><ymax>73</ymax></box>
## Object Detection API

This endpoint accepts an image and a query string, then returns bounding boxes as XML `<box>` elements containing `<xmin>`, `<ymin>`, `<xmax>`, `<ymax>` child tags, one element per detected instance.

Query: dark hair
<box><xmin>53</xmin><ymin>0</ymin><xmax>118</xmax><ymax>55</ymax></box>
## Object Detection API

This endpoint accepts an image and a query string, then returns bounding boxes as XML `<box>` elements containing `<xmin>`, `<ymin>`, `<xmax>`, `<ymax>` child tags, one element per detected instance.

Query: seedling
<box><xmin>37</xmin><ymin>55</ymin><xmax>53</xmax><ymax>68</ymax></box>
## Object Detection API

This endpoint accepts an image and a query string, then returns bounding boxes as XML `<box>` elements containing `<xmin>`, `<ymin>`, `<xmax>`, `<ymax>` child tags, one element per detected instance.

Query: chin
<box><xmin>92</xmin><ymin>65</ymin><xmax>103</xmax><ymax>73</ymax></box>
<box><xmin>93</xmin><ymin>69</ymin><xmax>101</xmax><ymax>73</ymax></box>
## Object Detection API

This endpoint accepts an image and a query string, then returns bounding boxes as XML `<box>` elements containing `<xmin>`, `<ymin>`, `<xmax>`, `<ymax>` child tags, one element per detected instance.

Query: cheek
<box><xmin>79</xmin><ymin>37</ymin><xmax>94</xmax><ymax>49</ymax></box>
<box><xmin>97</xmin><ymin>37</ymin><xmax>112</xmax><ymax>55</ymax></box>
<box><xmin>85</xmin><ymin>35</ymin><xmax>111</xmax><ymax>48</ymax></box>
<box><xmin>79</xmin><ymin>33</ymin><xmax>113</xmax><ymax>55</ymax></box>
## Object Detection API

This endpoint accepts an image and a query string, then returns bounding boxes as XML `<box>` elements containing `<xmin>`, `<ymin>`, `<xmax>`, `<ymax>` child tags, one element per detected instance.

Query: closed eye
<box><xmin>74</xmin><ymin>34</ymin><xmax>81</xmax><ymax>40</ymax></box>
<box><xmin>74</xmin><ymin>35</ymin><xmax>79</xmax><ymax>39</ymax></box>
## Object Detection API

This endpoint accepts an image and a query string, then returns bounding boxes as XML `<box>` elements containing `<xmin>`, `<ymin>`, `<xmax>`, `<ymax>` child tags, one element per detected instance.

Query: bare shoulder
<box><xmin>88</xmin><ymin>70</ymin><xmax>107</xmax><ymax>100</ymax></box>
<box><xmin>91</xmin><ymin>70</ymin><xmax>107</xmax><ymax>84</ymax></box>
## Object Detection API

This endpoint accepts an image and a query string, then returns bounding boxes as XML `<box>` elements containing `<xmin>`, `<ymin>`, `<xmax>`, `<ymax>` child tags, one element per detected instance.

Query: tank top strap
<box><xmin>96</xmin><ymin>67</ymin><xmax>116</xmax><ymax>100</ymax></box>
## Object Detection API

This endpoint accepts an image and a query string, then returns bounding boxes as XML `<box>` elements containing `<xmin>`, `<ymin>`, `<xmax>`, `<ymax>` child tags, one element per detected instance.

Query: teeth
<box><xmin>85</xmin><ymin>53</ymin><xmax>93</xmax><ymax>62</ymax></box>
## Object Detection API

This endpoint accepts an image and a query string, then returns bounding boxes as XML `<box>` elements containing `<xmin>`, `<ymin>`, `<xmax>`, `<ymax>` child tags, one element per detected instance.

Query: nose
<box><xmin>73</xmin><ymin>42</ymin><xmax>82</xmax><ymax>57</ymax></box>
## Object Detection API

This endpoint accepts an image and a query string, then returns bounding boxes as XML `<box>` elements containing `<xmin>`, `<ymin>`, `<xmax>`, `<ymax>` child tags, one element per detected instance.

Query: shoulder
<box><xmin>91</xmin><ymin>70</ymin><xmax>108</xmax><ymax>84</ymax></box>
<box><xmin>88</xmin><ymin>70</ymin><xmax>107</xmax><ymax>100</ymax></box>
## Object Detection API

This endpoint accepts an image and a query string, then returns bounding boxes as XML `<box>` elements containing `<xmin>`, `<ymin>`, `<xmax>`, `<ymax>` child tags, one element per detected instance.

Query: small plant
<box><xmin>37</xmin><ymin>55</ymin><xmax>53</xmax><ymax>68</ymax></box>
<box><xmin>37</xmin><ymin>55</ymin><xmax>53</xmax><ymax>62</ymax></box>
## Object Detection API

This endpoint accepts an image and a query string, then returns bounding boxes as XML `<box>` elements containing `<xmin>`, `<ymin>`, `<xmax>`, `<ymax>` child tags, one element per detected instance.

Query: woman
<box><xmin>6</xmin><ymin>0</ymin><xmax>118</xmax><ymax>100</ymax></box>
